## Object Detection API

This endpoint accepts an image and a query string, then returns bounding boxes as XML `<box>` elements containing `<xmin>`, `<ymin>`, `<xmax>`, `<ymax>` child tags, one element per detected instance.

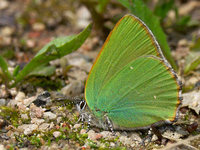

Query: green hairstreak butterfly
<box><xmin>84</xmin><ymin>14</ymin><xmax>182</xmax><ymax>130</ymax></box>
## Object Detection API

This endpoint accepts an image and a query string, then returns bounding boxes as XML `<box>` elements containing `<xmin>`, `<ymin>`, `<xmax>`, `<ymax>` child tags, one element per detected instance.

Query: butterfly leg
<box><xmin>86</xmin><ymin>114</ymin><xmax>91</xmax><ymax>132</ymax></box>
<box><xmin>105</xmin><ymin>116</ymin><xmax>114</xmax><ymax>134</ymax></box>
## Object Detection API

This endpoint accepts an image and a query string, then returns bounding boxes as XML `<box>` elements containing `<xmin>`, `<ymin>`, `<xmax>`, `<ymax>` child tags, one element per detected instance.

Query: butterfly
<box><xmin>82</xmin><ymin>14</ymin><xmax>182</xmax><ymax>131</ymax></box>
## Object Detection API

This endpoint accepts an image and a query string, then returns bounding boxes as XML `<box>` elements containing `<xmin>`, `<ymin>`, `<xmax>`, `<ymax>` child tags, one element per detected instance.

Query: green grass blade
<box><xmin>117</xmin><ymin>0</ymin><xmax>177</xmax><ymax>70</ymax></box>
<box><xmin>14</xmin><ymin>23</ymin><xmax>92</xmax><ymax>85</ymax></box>
<box><xmin>0</xmin><ymin>55</ymin><xmax>13</xmax><ymax>82</ymax></box>
<box><xmin>184</xmin><ymin>52</ymin><xmax>200</xmax><ymax>74</ymax></box>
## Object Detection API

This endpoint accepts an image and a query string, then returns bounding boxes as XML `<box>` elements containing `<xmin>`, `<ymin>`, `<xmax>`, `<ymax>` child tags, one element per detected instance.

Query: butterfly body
<box><xmin>84</xmin><ymin>14</ymin><xmax>182</xmax><ymax>130</ymax></box>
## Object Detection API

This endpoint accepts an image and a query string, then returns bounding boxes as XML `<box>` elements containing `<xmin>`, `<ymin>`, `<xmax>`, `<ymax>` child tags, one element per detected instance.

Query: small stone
<box><xmin>178</xmin><ymin>39</ymin><xmax>188</xmax><ymax>47</ymax></box>
<box><xmin>0</xmin><ymin>144</ymin><xmax>6</xmax><ymax>150</ymax></box>
<box><xmin>87</xmin><ymin>130</ymin><xmax>96</xmax><ymax>140</ymax></box>
<box><xmin>38</xmin><ymin>123</ymin><xmax>50</xmax><ymax>132</ymax></box>
<box><xmin>30</xmin><ymin>104</ymin><xmax>44</xmax><ymax>118</ymax></box>
<box><xmin>100</xmin><ymin>131</ymin><xmax>114</xmax><ymax>140</ymax></box>
<box><xmin>66</xmin><ymin>53</ymin><xmax>92</xmax><ymax>73</ymax></box>
<box><xmin>188</xmin><ymin>77</ymin><xmax>198</xmax><ymax>86</ymax></box>
<box><xmin>18</xmin><ymin>124</ymin><xmax>38</xmax><ymax>135</ymax></box>
<box><xmin>43</xmin><ymin>112</ymin><xmax>57</xmax><ymax>120</ymax></box>
<box><xmin>31</xmin><ymin>118</ymin><xmax>45</xmax><ymax>125</ymax></box>
<box><xmin>0</xmin><ymin>99</ymin><xmax>6</xmax><ymax>106</ymax></box>
<box><xmin>0</xmin><ymin>27</ymin><xmax>14</xmax><ymax>36</ymax></box>
<box><xmin>61</xmin><ymin>81</ymin><xmax>84</xmax><ymax>96</ymax></box>
<box><xmin>163</xmin><ymin>127</ymin><xmax>189</xmax><ymax>139</ymax></box>
<box><xmin>49</xmin><ymin>143</ymin><xmax>59</xmax><ymax>149</ymax></box>
<box><xmin>73</xmin><ymin>124</ymin><xmax>81</xmax><ymax>129</ymax></box>
<box><xmin>0</xmin><ymin>0</ymin><xmax>9</xmax><ymax>10</ymax></box>
<box><xmin>53</xmin><ymin>131</ymin><xmax>61</xmax><ymax>138</ymax></box>
<box><xmin>32</xmin><ymin>22</ymin><xmax>45</xmax><ymax>31</ymax></box>
<box><xmin>95</xmin><ymin>133</ymin><xmax>103</xmax><ymax>140</ymax></box>
<box><xmin>18</xmin><ymin>148</ymin><xmax>28</xmax><ymax>150</ymax></box>
<box><xmin>26</xmin><ymin>39</ymin><xmax>35</xmax><ymax>48</ymax></box>
<box><xmin>77</xmin><ymin>6</ymin><xmax>91</xmax><ymax>28</ymax></box>
<box><xmin>17</xmin><ymin>104</ymin><xmax>27</xmax><ymax>111</ymax></box>
<box><xmin>49</xmin><ymin>122</ymin><xmax>54</xmax><ymax>129</ymax></box>
<box><xmin>21</xmin><ymin>114</ymin><xmax>29</xmax><ymax>120</ymax></box>
<box><xmin>110</xmin><ymin>142</ymin><xmax>115</xmax><ymax>147</ymax></box>
<box><xmin>182</xmin><ymin>91</ymin><xmax>200</xmax><ymax>114</ymax></box>
<box><xmin>87</xmin><ymin>130</ymin><xmax>103</xmax><ymax>140</ymax></box>
<box><xmin>23</xmin><ymin>96</ymin><xmax>36</xmax><ymax>106</ymax></box>
<box><xmin>15</xmin><ymin>92</ymin><xmax>26</xmax><ymax>102</ymax></box>
<box><xmin>56</xmin><ymin>117</ymin><xmax>62</xmax><ymax>124</ymax></box>
<box><xmin>130</xmin><ymin>133</ymin><xmax>141</xmax><ymax>143</ymax></box>
<box><xmin>1</xmin><ymin>37</ymin><xmax>11</xmax><ymax>45</ymax></box>
<box><xmin>119</xmin><ymin>136</ymin><xmax>133</xmax><ymax>146</ymax></box>
<box><xmin>80</xmin><ymin>129</ymin><xmax>87</xmax><ymax>134</ymax></box>
<box><xmin>9</xmin><ymin>88</ymin><xmax>17</xmax><ymax>97</ymax></box>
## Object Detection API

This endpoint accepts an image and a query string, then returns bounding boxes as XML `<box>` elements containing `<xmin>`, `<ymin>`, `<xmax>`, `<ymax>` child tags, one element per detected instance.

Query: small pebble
<box><xmin>119</xmin><ymin>136</ymin><xmax>133</xmax><ymax>146</ymax></box>
<box><xmin>21</xmin><ymin>114</ymin><xmax>29</xmax><ymax>120</ymax></box>
<box><xmin>43</xmin><ymin>112</ymin><xmax>57</xmax><ymax>120</ymax></box>
<box><xmin>80</xmin><ymin>129</ymin><xmax>87</xmax><ymax>134</ymax></box>
<box><xmin>15</xmin><ymin>92</ymin><xmax>25</xmax><ymax>102</ymax></box>
<box><xmin>178</xmin><ymin>39</ymin><xmax>188</xmax><ymax>47</ymax></box>
<box><xmin>18</xmin><ymin>124</ymin><xmax>38</xmax><ymax>135</ymax></box>
<box><xmin>0</xmin><ymin>27</ymin><xmax>14</xmax><ymax>36</ymax></box>
<box><xmin>53</xmin><ymin>131</ymin><xmax>61</xmax><ymax>138</ymax></box>
<box><xmin>26</xmin><ymin>39</ymin><xmax>35</xmax><ymax>48</ymax></box>
<box><xmin>38</xmin><ymin>123</ymin><xmax>50</xmax><ymax>132</ymax></box>
<box><xmin>100</xmin><ymin>131</ymin><xmax>114</xmax><ymax>140</ymax></box>
<box><xmin>87</xmin><ymin>130</ymin><xmax>96</xmax><ymax>140</ymax></box>
<box><xmin>32</xmin><ymin>22</ymin><xmax>45</xmax><ymax>31</ymax></box>
<box><xmin>0</xmin><ymin>0</ymin><xmax>9</xmax><ymax>10</ymax></box>
<box><xmin>61</xmin><ymin>81</ymin><xmax>84</xmax><ymax>96</ymax></box>
<box><xmin>73</xmin><ymin>124</ymin><xmax>81</xmax><ymax>129</ymax></box>
<box><xmin>31</xmin><ymin>118</ymin><xmax>45</xmax><ymax>125</ymax></box>
<box><xmin>0</xmin><ymin>99</ymin><xmax>6</xmax><ymax>106</ymax></box>
<box><xmin>30</xmin><ymin>104</ymin><xmax>44</xmax><ymax>118</ymax></box>
<box><xmin>87</xmin><ymin>130</ymin><xmax>103</xmax><ymax>140</ymax></box>
<box><xmin>23</xmin><ymin>96</ymin><xmax>36</xmax><ymax>106</ymax></box>
<box><xmin>9</xmin><ymin>88</ymin><xmax>17</xmax><ymax>97</ymax></box>
<box><xmin>56</xmin><ymin>117</ymin><xmax>62</xmax><ymax>124</ymax></box>
<box><xmin>0</xmin><ymin>144</ymin><xmax>6</xmax><ymax>150</ymax></box>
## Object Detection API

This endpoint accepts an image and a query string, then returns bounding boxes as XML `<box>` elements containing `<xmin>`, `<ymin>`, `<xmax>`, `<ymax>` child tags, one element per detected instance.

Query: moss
<box><xmin>0</xmin><ymin>106</ymin><xmax>20</xmax><ymax>127</ymax></box>
<box><xmin>15</xmin><ymin>134</ymin><xmax>42</xmax><ymax>148</ymax></box>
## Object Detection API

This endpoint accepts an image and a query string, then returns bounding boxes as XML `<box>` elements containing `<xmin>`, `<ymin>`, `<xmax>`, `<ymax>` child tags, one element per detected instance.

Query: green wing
<box><xmin>99</xmin><ymin>56</ymin><xmax>180</xmax><ymax>128</ymax></box>
<box><xmin>85</xmin><ymin>14</ymin><xmax>180</xmax><ymax>128</ymax></box>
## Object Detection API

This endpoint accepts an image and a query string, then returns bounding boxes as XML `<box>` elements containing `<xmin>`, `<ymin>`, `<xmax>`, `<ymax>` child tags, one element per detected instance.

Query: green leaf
<box><xmin>154</xmin><ymin>0</ymin><xmax>174</xmax><ymax>21</ymax></box>
<box><xmin>0</xmin><ymin>55</ymin><xmax>13</xmax><ymax>82</ymax></box>
<box><xmin>117</xmin><ymin>0</ymin><xmax>177</xmax><ymax>70</ymax></box>
<box><xmin>190</xmin><ymin>38</ymin><xmax>200</xmax><ymax>51</ymax></box>
<box><xmin>28</xmin><ymin>65</ymin><xmax>56</xmax><ymax>77</ymax></box>
<box><xmin>13</xmin><ymin>65</ymin><xmax>20</xmax><ymax>77</ymax></box>
<box><xmin>97</xmin><ymin>0</ymin><xmax>110</xmax><ymax>14</ymax></box>
<box><xmin>14</xmin><ymin>23</ymin><xmax>92</xmax><ymax>85</ymax></box>
<box><xmin>184</xmin><ymin>52</ymin><xmax>200</xmax><ymax>74</ymax></box>
<box><xmin>175</xmin><ymin>15</ymin><xmax>191</xmax><ymax>32</ymax></box>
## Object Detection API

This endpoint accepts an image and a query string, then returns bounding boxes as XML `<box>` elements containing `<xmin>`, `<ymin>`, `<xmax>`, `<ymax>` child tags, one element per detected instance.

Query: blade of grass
<box><xmin>184</xmin><ymin>52</ymin><xmax>200</xmax><ymax>74</ymax></box>
<box><xmin>14</xmin><ymin>23</ymin><xmax>92</xmax><ymax>85</ymax></box>
<box><xmin>0</xmin><ymin>55</ymin><xmax>13</xmax><ymax>82</ymax></box>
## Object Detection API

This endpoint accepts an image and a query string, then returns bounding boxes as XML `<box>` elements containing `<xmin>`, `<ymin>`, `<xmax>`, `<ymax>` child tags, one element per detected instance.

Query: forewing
<box><xmin>85</xmin><ymin>14</ymin><xmax>166</xmax><ymax>109</ymax></box>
